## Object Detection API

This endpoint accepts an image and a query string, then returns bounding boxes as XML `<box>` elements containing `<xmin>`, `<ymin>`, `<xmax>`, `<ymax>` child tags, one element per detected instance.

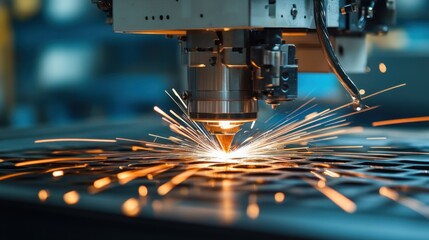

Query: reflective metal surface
<box><xmin>0</xmin><ymin>121</ymin><xmax>428</xmax><ymax>239</ymax></box>
<box><xmin>186</xmin><ymin>30</ymin><xmax>257</xmax><ymax>121</ymax></box>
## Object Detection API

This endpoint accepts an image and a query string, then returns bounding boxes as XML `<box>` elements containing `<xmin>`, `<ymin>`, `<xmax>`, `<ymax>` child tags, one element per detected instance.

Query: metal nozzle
<box><xmin>202</xmin><ymin>121</ymin><xmax>250</xmax><ymax>153</ymax></box>
<box><xmin>184</xmin><ymin>30</ymin><xmax>295</xmax><ymax>152</ymax></box>
<box><xmin>215</xmin><ymin>135</ymin><xmax>235</xmax><ymax>153</ymax></box>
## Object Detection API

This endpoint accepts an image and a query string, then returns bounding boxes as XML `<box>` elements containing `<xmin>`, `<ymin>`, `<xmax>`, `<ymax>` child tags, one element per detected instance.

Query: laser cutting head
<box><xmin>183</xmin><ymin>30</ymin><xmax>257</xmax><ymax>151</ymax></box>
<box><xmin>183</xmin><ymin>29</ymin><xmax>297</xmax><ymax>152</ymax></box>
<box><xmin>94</xmin><ymin>0</ymin><xmax>396</xmax><ymax>151</ymax></box>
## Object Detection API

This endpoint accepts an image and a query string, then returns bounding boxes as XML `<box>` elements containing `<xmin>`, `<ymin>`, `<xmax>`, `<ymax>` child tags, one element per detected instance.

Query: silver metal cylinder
<box><xmin>186</xmin><ymin>30</ymin><xmax>257</xmax><ymax>122</ymax></box>
<box><xmin>263</xmin><ymin>49</ymin><xmax>281</xmax><ymax>87</ymax></box>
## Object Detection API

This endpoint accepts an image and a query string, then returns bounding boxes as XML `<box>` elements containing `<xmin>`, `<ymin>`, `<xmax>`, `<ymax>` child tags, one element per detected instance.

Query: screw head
<box><xmin>291</xmin><ymin>4</ymin><xmax>298</xmax><ymax>19</ymax></box>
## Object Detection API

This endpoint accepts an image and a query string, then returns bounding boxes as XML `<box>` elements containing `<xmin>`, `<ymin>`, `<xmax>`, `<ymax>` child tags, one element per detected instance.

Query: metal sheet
<box><xmin>0</xmin><ymin>121</ymin><xmax>429</xmax><ymax>239</ymax></box>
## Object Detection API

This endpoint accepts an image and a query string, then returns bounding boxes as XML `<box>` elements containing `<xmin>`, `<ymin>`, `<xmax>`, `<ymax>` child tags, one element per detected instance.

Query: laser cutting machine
<box><xmin>93</xmin><ymin>0</ymin><xmax>395</xmax><ymax>152</ymax></box>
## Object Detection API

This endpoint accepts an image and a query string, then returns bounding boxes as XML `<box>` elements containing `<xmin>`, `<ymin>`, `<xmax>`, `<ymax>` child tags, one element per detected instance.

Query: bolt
<box><xmin>291</xmin><ymin>4</ymin><xmax>298</xmax><ymax>19</ymax></box>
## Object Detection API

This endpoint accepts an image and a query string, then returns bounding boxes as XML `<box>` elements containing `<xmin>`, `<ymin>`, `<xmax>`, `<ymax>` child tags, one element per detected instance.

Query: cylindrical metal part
<box><xmin>186</xmin><ymin>30</ymin><xmax>257</xmax><ymax>122</ymax></box>
<box><xmin>263</xmin><ymin>49</ymin><xmax>281</xmax><ymax>87</ymax></box>
<box><xmin>188</xmin><ymin>61</ymin><xmax>257</xmax><ymax>120</ymax></box>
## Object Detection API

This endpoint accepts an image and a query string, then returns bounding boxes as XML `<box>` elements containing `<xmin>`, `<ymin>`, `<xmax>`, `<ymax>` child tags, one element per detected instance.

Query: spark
<box><xmin>38</xmin><ymin>189</ymin><xmax>49</xmax><ymax>202</ymax></box>
<box><xmin>274</xmin><ymin>192</ymin><xmax>285</xmax><ymax>203</ymax></box>
<box><xmin>93</xmin><ymin>177</ymin><xmax>111</xmax><ymax>189</ymax></box>
<box><xmin>305</xmin><ymin>178</ymin><xmax>356</xmax><ymax>213</ymax></box>
<box><xmin>45</xmin><ymin>164</ymin><xmax>88</xmax><ymax>174</ymax></box>
<box><xmin>379</xmin><ymin>63</ymin><xmax>387</xmax><ymax>73</ymax></box>
<box><xmin>52</xmin><ymin>170</ymin><xmax>64</xmax><ymax>177</ymax></box>
<box><xmin>132</xmin><ymin>146</ymin><xmax>153</xmax><ymax>151</ymax></box>
<box><xmin>138</xmin><ymin>185</ymin><xmax>148</xmax><ymax>197</ymax></box>
<box><xmin>315</xmin><ymin>145</ymin><xmax>363</xmax><ymax>149</ymax></box>
<box><xmin>317</xmin><ymin>180</ymin><xmax>326</xmax><ymax>188</ymax></box>
<box><xmin>51</xmin><ymin>149</ymin><xmax>104</xmax><ymax>154</ymax></box>
<box><xmin>368</xmin><ymin>150</ymin><xmax>429</xmax><ymax>155</ymax></box>
<box><xmin>366</xmin><ymin>137</ymin><xmax>387</xmax><ymax>140</ymax></box>
<box><xmin>362</xmin><ymin>83</ymin><xmax>406</xmax><ymax>100</ymax></box>
<box><xmin>380</xmin><ymin>187</ymin><xmax>429</xmax><ymax>219</ymax></box>
<box><xmin>15</xmin><ymin>157</ymin><xmax>107</xmax><ymax>167</ymax></box>
<box><xmin>35</xmin><ymin>138</ymin><xmax>116</xmax><ymax>143</ymax></box>
<box><xmin>373</xmin><ymin>116</ymin><xmax>429</xmax><ymax>127</ymax></box>
<box><xmin>2</xmin><ymin>85</ymin><xmax>429</xmax><ymax>219</ymax></box>
<box><xmin>246</xmin><ymin>194</ymin><xmax>259</xmax><ymax>219</ymax></box>
<box><xmin>0</xmin><ymin>171</ymin><xmax>34</xmax><ymax>181</ymax></box>
<box><xmin>323</xmin><ymin>169</ymin><xmax>341</xmax><ymax>178</ymax></box>
<box><xmin>172</xmin><ymin>88</ymin><xmax>187</xmax><ymax>109</ymax></box>
<box><xmin>117</xmin><ymin>164</ymin><xmax>175</xmax><ymax>185</ymax></box>
<box><xmin>310</xmin><ymin>171</ymin><xmax>327</xmax><ymax>181</ymax></box>
<box><xmin>158</xmin><ymin>168</ymin><xmax>199</xmax><ymax>196</ymax></box>
<box><xmin>122</xmin><ymin>198</ymin><xmax>140</xmax><ymax>217</ymax></box>
<box><xmin>63</xmin><ymin>191</ymin><xmax>80</xmax><ymax>205</ymax></box>
<box><xmin>370</xmin><ymin>146</ymin><xmax>393</xmax><ymax>149</ymax></box>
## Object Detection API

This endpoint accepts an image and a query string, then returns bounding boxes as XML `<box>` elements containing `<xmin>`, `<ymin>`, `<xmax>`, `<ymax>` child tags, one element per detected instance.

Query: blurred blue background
<box><xmin>0</xmin><ymin>0</ymin><xmax>428</xmax><ymax>128</ymax></box>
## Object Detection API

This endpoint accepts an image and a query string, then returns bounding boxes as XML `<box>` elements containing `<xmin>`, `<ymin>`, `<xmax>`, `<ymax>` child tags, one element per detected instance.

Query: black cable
<box><xmin>314</xmin><ymin>0</ymin><xmax>364</xmax><ymax>110</ymax></box>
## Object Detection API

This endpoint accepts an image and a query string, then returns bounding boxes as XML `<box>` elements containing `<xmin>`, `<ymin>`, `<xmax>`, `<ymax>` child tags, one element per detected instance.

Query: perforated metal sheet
<box><xmin>0</xmin><ymin>126</ymin><xmax>429</xmax><ymax>240</ymax></box>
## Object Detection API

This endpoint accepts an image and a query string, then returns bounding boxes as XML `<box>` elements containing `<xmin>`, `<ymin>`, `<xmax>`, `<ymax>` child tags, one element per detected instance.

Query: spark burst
<box><xmin>1</xmin><ymin>83</ymin><xmax>429</xmax><ymax>220</ymax></box>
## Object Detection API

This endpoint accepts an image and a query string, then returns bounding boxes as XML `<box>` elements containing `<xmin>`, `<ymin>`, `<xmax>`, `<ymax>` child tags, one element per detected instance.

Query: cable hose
<box><xmin>314</xmin><ymin>0</ymin><xmax>365</xmax><ymax>110</ymax></box>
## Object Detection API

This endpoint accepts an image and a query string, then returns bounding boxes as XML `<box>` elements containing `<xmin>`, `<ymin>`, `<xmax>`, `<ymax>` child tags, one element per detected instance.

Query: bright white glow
<box><xmin>219</xmin><ymin>121</ymin><xmax>232</xmax><ymax>129</ymax></box>
<box><xmin>202</xmin><ymin>149</ymin><xmax>246</xmax><ymax>163</ymax></box>
<box><xmin>52</xmin><ymin>170</ymin><xmax>64</xmax><ymax>177</ymax></box>
<box><xmin>250</xmin><ymin>121</ymin><xmax>256</xmax><ymax>129</ymax></box>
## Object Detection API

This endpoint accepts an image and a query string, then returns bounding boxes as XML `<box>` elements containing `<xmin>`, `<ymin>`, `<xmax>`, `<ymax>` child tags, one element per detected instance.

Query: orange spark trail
<box><xmin>158</xmin><ymin>168</ymin><xmax>199</xmax><ymax>195</ymax></box>
<box><xmin>118</xmin><ymin>164</ymin><xmax>175</xmax><ymax>185</ymax></box>
<box><xmin>305</xmin><ymin>179</ymin><xmax>356</xmax><ymax>213</ymax></box>
<box><xmin>362</xmin><ymin>83</ymin><xmax>406</xmax><ymax>100</ymax></box>
<box><xmin>15</xmin><ymin>157</ymin><xmax>107</xmax><ymax>167</ymax></box>
<box><xmin>380</xmin><ymin>187</ymin><xmax>429</xmax><ymax>219</ymax></box>
<box><xmin>1</xmin><ymin>85</ymin><xmax>426</xmax><ymax>220</ymax></box>
<box><xmin>0</xmin><ymin>171</ymin><xmax>34</xmax><ymax>181</ymax></box>
<box><xmin>35</xmin><ymin>138</ymin><xmax>116</xmax><ymax>143</ymax></box>
<box><xmin>372</xmin><ymin>116</ymin><xmax>429</xmax><ymax>127</ymax></box>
